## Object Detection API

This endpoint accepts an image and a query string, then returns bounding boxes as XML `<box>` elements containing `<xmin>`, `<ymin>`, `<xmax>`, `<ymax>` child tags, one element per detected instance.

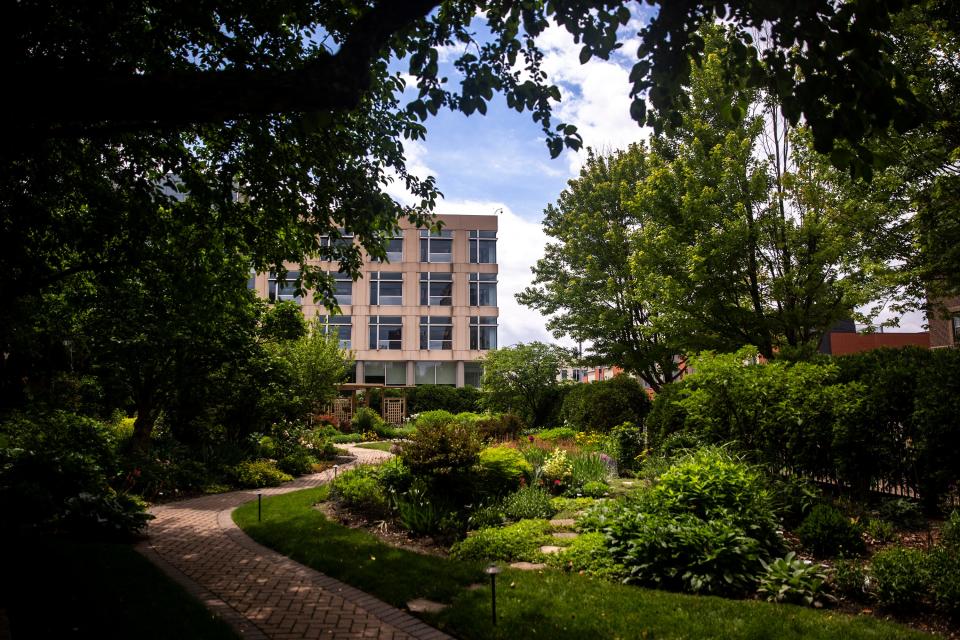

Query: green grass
<box><xmin>3</xmin><ymin>538</ymin><xmax>238</xmax><ymax>639</ymax></box>
<box><xmin>355</xmin><ymin>441</ymin><xmax>394</xmax><ymax>452</ymax></box>
<box><xmin>234</xmin><ymin>488</ymin><xmax>929</xmax><ymax>640</ymax></box>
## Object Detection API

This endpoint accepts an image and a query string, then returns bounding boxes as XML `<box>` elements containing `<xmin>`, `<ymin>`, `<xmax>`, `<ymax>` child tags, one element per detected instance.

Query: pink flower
<box><xmin>528</xmin><ymin>435</ymin><xmax>535</xmax><ymax>442</ymax></box>
<box><xmin>553</xmin><ymin>479</ymin><xmax>561</xmax><ymax>486</ymax></box>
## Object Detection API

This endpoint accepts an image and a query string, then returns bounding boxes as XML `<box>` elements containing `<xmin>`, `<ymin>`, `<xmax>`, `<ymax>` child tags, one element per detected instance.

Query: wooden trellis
<box><xmin>382</xmin><ymin>397</ymin><xmax>406</xmax><ymax>426</ymax></box>
<box><xmin>331</xmin><ymin>397</ymin><xmax>353</xmax><ymax>426</ymax></box>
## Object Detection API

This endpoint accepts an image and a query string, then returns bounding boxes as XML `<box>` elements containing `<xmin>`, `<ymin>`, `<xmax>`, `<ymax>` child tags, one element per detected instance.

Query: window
<box><xmin>370</xmin><ymin>271</ymin><xmax>403</xmax><ymax>305</ymax></box>
<box><xmin>420</xmin><ymin>316</ymin><xmax>452</xmax><ymax>350</ymax></box>
<box><xmin>268</xmin><ymin>270</ymin><xmax>300</xmax><ymax>303</ymax></box>
<box><xmin>419</xmin><ymin>229</ymin><xmax>453</xmax><ymax>263</ymax></box>
<box><xmin>247</xmin><ymin>268</ymin><xmax>256</xmax><ymax>291</ymax></box>
<box><xmin>320</xmin><ymin>229</ymin><xmax>355</xmax><ymax>250</ymax></box>
<box><xmin>469</xmin><ymin>316</ymin><xmax>497</xmax><ymax>350</ymax></box>
<box><xmin>369</xmin><ymin>316</ymin><xmax>402</xmax><ymax>350</ymax></box>
<box><xmin>331</xmin><ymin>271</ymin><xmax>353</xmax><ymax>305</ymax></box>
<box><xmin>318</xmin><ymin>315</ymin><xmax>352</xmax><ymax>349</ymax></box>
<box><xmin>364</xmin><ymin>361</ymin><xmax>407</xmax><ymax>386</ymax></box>
<box><xmin>469</xmin><ymin>272</ymin><xmax>497</xmax><ymax>306</ymax></box>
<box><xmin>464</xmin><ymin>362</ymin><xmax>483</xmax><ymax>388</ymax></box>
<box><xmin>373</xmin><ymin>235</ymin><xmax>403</xmax><ymax>263</ymax></box>
<box><xmin>953</xmin><ymin>315</ymin><xmax>960</xmax><ymax>345</ymax></box>
<box><xmin>420</xmin><ymin>272</ymin><xmax>453</xmax><ymax>306</ymax></box>
<box><xmin>469</xmin><ymin>230</ymin><xmax>497</xmax><ymax>264</ymax></box>
<box><xmin>415</xmin><ymin>361</ymin><xmax>456</xmax><ymax>385</ymax></box>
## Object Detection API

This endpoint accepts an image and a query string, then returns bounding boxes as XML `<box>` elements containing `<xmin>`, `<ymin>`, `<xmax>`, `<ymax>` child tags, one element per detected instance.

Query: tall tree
<box><xmin>518</xmin><ymin>147</ymin><xmax>681</xmax><ymax>391</ymax></box>
<box><xmin>481</xmin><ymin>342</ymin><xmax>567</xmax><ymax>427</ymax></box>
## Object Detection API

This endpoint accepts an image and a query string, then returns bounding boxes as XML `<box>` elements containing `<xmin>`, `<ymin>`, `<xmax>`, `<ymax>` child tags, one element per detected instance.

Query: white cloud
<box><xmin>382</xmin><ymin>139</ymin><xmax>435</xmax><ymax>207</ymax></box>
<box><xmin>432</xmin><ymin>199</ymin><xmax>568</xmax><ymax>347</ymax></box>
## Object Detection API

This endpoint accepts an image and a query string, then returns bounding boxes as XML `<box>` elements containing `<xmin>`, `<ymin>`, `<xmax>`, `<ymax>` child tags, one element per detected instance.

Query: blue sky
<box><xmin>384</xmin><ymin>7</ymin><xmax>925</xmax><ymax>346</ymax></box>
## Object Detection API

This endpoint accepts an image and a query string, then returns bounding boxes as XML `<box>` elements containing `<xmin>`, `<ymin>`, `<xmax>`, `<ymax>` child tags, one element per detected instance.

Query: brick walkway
<box><xmin>137</xmin><ymin>446</ymin><xmax>451</xmax><ymax>640</ymax></box>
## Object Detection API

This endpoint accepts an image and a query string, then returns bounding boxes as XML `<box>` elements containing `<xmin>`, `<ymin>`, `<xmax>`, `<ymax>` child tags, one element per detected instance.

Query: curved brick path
<box><xmin>136</xmin><ymin>446</ymin><xmax>451</xmax><ymax>640</ymax></box>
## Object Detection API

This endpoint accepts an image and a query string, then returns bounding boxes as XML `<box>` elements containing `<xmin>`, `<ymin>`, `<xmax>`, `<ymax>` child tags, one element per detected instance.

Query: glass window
<box><xmin>247</xmin><ymin>268</ymin><xmax>256</xmax><ymax>291</ymax></box>
<box><xmin>343</xmin><ymin>362</ymin><xmax>357</xmax><ymax>384</ymax></box>
<box><xmin>469</xmin><ymin>272</ymin><xmax>497</xmax><ymax>306</ymax></box>
<box><xmin>419</xmin><ymin>229</ymin><xmax>453</xmax><ymax>263</ymax></box>
<box><xmin>369</xmin><ymin>315</ymin><xmax>402</xmax><ymax>350</ymax></box>
<box><xmin>469</xmin><ymin>230</ymin><xmax>497</xmax><ymax>264</ymax></box>
<box><xmin>953</xmin><ymin>315</ymin><xmax>960</xmax><ymax>344</ymax></box>
<box><xmin>370</xmin><ymin>271</ymin><xmax>403</xmax><ymax>305</ymax></box>
<box><xmin>268</xmin><ymin>270</ymin><xmax>300</xmax><ymax>303</ymax></box>
<box><xmin>320</xmin><ymin>228</ymin><xmax>355</xmax><ymax>250</ymax></box>
<box><xmin>420</xmin><ymin>272</ymin><xmax>453</xmax><ymax>306</ymax></box>
<box><xmin>469</xmin><ymin>316</ymin><xmax>497</xmax><ymax>350</ymax></box>
<box><xmin>331</xmin><ymin>271</ymin><xmax>353</xmax><ymax>306</ymax></box>
<box><xmin>318</xmin><ymin>315</ymin><xmax>351</xmax><ymax>349</ymax></box>
<box><xmin>464</xmin><ymin>362</ymin><xmax>483</xmax><ymax>388</ymax></box>
<box><xmin>363</xmin><ymin>361</ymin><xmax>405</xmax><ymax>386</ymax></box>
<box><xmin>419</xmin><ymin>316</ymin><xmax>452</xmax><ymax>350</ymax></box>
<box><xmin>384</xmin><ymin>236</ymin><xmax>404</xmax><ymax>262</ymax></box>
<box><xmin>415</xmin><ymin>361</ymin><xmax>456</xmax><ymax>386</ymax></box>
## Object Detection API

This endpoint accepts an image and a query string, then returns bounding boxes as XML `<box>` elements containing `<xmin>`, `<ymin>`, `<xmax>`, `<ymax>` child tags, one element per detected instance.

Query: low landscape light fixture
<box><xmin>257</xmin><ymin>491</ymin><xmax>262</xmax><ymax>521</ymax></box>
<box><xmin>334</xmin><ymin>464</ymin><xmax>339</xmax><ymax>479</ymax></box>
<box><xmin>485</xmin><ymin>563</ymin><xmax>502</xmax><ymax>626</ymax></box>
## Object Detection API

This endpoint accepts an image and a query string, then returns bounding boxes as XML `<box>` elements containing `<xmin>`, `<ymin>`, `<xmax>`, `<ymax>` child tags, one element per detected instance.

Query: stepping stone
<box><xmin>406</xmin><ymin>598</ymin><xmax>448</xmax><ymax>613</ymax></box>
<box><xmin>539</xmin><ymin>545</ymin><xmax>563</xmax><ymax>555</ymax></box>
<box><xmin>509</xmin><ymin>562</ymin><xmax>547</xmax><ymax>570</ymax></box>
<box><xmin>552</xmin><ymin>532</ymin><xmax>578</xmax><ymax>540</ymax></box>
<box><xmin>549</xmin><ymin>518</ymin><xmax>575</xmax><ymax>527</ymax></box>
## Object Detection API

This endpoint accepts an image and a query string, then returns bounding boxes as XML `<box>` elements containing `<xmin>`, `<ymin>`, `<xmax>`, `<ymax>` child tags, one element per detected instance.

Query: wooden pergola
<box><xmin>330</xmin><ymin>383</ymin><xmax>415</xmax><ymax>426</ymax></box>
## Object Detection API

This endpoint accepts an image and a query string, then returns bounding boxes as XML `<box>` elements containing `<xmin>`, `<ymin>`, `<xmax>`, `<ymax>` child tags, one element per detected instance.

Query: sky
<box><xmin>384</xmin><ymin>8</ymin><xmax>925</xmax><ymax>346</ymax></box>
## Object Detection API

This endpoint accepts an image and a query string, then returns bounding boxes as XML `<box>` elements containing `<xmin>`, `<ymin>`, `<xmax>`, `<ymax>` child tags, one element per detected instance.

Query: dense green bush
<box><xmin>535</xmin><ymin>426</ymin><xmax>577</xmax><ymax>442</ymax></box>
<box><xmin>329</xmin><ymin>465</ymin><xmax>389</xmax><ymax>516</ymax></box>
<box><xmin>941</xmin><ymin>510</ymin><xmax>960</xmax><ymax>550</ymax></box>
<box><xmin>407</xmin><ymin>386</ymin><xmax>483</xmax><ymax>414</ymax></box>
<box><xmin>876</xmin><ymin>497</ymin><xmax>926</xmax><ymax>531</ymax></box>
<box><xmin>450</xmin><ymin>519</ymin><xmax>553</xmax><ymax>561</ymax></box>
<box><xmin>580</xmin><ymin>480</ymin><xmax>610</xmax><ymax>497</ymax></box>
<box><xmin>609</xmin><ymin>421</ymin><xmax>645</xmax><ymax>473</ymax></box>
<box><xmin>475</xmin><ymin>413</ymin><xmax>525</xmax><ymax>441</ymax></box>
<box><xmin>832</xmin><ymin>558</ymin><xmax>868</xmax><ymax>598</ymax></box>
<box><xmin>871</xmin><ymin>547</ymin><xmax>930</xmax><ymax>609</ymax></box>
<box><xmin>769</xmin><ymin>475</ymin><xmax>823</xmax><ymax>528</ymax></box>
<box><xmin>929</xmin><ymin>546</ymin><xmax>960</xmax><ymax>615</ymax></box>
<box><xmin>277</xmin><ymin>451</ymin><xmax>316</xmax><ymax>476</ymax></box>
<box><xmin>478</xmin><ymin>446</ymin><xmax>532</xmax><ymax>494</ymax></box>
<box><xmin>502</xmin><ymin>486</ymin><xmax>555</xmax><ymax>521</ymax></box>
<box><xmin>401</xmin><ymin>415</ymin><xmax>480</xmax><ymax>477</ymax></box>
<box><xmin>395</xmin><ymin>479</ymin><xmax>458</xmax><ymax>536</ymax></box>
<box><xmin>231</xmin><ymin>460</ymin><xmax>293</xmax><ymax>488</ymax></box>
<box><xmin>567</xmin><ymin>451</ymin><xmax>611</xmax><ymax>493</ymax></box>
<box><xmin>0</xmin><ymin>410</ymin><xmax>151</xmax><ymax>540</ymax></box>
<box><xmin>796</xmin><ymin>504</ymin><xmax>865</xmax><ymax>557</ymax></box>
<box><xmin>593</xmin><ymin>447</ymin><xmax>782</xmax><ymax>596</ymax></box>
<box><xmin>352</xmin><ymin>407</ymin><xmax>384</xmax><ymax>433</ymax></box>
<box><xmin>561</xmin><ymin>375</ymin><xmax>651</xmax><ymax>432</ymax></box>
<box><xmin>546</xmin><ymin>531</ymin><xmax>624</xmax><ymax>580</ymax></box>
<box><xmin>412</xmin><ymin>410</ymin><xmax>457</xmax><ymax>431</ymax></box>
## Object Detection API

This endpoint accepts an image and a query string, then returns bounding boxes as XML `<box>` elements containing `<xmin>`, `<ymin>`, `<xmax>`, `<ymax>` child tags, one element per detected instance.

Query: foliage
<box><xmin>535</xmin><ymin>427</ymin><xmax>577</xmax><ymax>442</ymax></box>
<box><xmin>396</xmin><ymin>479</ymin><xmax>457</xmax><ymax>536</ymax></box>
<box><xmin>567</xmin><ymin>452</ymin><xmax>612</xmax><ymax>493</ymax></box>
<box><xmin>230</xmin><ymin>460</ymin><xmax>293</xmax><ymax>489</ymax></box>
<box><xmin>400</xmin><ymin>415</ymin><xmax>480</xmax><ymax>478</ymax></box>
<box><xmin>875</xmin><ymin>498</ymin><xmax>926</xmax><ymax>531</ymax></box>
<box><xmin>770</xmin><ymin>475</ymin><xmax>824</xmax><ymax>528</ymax></box>
<box><xmin>562</xmin><ymin>375</ymin><xmax>653</xmax><ymax>432</ymax></box>
<box><xmin>468</xmin><ymin>500</ymin><xmax>506</xmax><ymax>530</ymax></box>
<box><xmin>450</xmin><ymin>519</ymin><xmax>553</xmax><ymax>562</ymax></box>
<box><xmin>541</xmin><ymin>448</ymin><xmax>573</xmax><ymax>490</ymax></box>
<box><xmin>277</xmin><ymin>451</ymin><xmax>317</xmax><ymax>477</ymax></box>
<box><xmin>941</xmin><ymin>510</ymin><xmax>960</xmax><ymax>551</ymax></box>
<box><xmin>352</xmin><ymin>407</ymin><xmax>385</xmax><ymax>434</ymax></box>
<box><xmin>546</xmin><ymin>532</ymin><xmax>625</xmax><ymax>580</ymax></box>
<box><xmin>757</xmin><ymin>552</ymin><xmax>831</xmax><ymax>607</ymax></box>
<box><xmin>870</xmin><ymin>547</ymin><xmax>930</xmax><ymax>609</ymax></box>
<box><xmin>796</xmin><ymin>505</ymin><xmax>866</xmax><ymax>558</ymax></box>
<box><xmin>329</xmin><ymin>466</ymin><xmax>389</xmax><ymax>517</ymax></box>
<box><xmin>272</xmin><ymin>320</ymin><xmax>351</xmax><ymax>419</ymax></box>
<box><xmin>865</xmin><ymin>520</ymin><xmax>897</xmax><ymax>544</ymax></box>
<box><xmin>475</xmin><ymin>413</ymin><xmax>525</xmax><ymax>442</ymax></box>
<box><xmin>579</xmin><ymin>481</ymin><xmax>610</xmax><ymax>498</ymax></box>
<box><xmin>59</xmin><ymin>491</ymin><xmax>153</xmax><ymax>541</ymax></box>
<box><xmin>406</xmin><ymin>386</ymin><xmax>483</xmax><ymax>415</ymax></box>
<box><xmin>412</xmin><ymin>410</ymin><xmax>457</xmax><ymax>431</ymax></box>
<box><xmin>502</xmin><ymin>486</ymin><xmax>555</xmax><ymax>522</ymax></box>
<box><xmin>833</xmin><ymin>558</ymin><xmax>869</xmax><ymax>599</ymax></box>
<box><xmin>481</xmin><ymin>342</ymin><xmax>567</xmax><ymax>427</ymax></box>
<box><xmin>609</xmin><ymin>421</ymin><xmax>645</xmax><ymax>474</ymax></box>
<box><xmin>259</xmin><ymin>301</ymin><xmax>307</xmax><ymax>342</ymax></box>
<box><xmin>928</xmin><ymin>546</ymin><xmax>960</xmax><ymax>616</ymax></box>
<box><xmin>478</xmin><ymin>446</ymin><xmax>532</xmax><ymax>495</ymax></box>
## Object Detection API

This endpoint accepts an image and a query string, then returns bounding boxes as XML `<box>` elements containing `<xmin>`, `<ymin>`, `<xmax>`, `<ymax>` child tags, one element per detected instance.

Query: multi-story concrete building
<box><xmin>250</xmin><ymin>214</ymin><xmax>498</xmax><ymax>387</ymax></box>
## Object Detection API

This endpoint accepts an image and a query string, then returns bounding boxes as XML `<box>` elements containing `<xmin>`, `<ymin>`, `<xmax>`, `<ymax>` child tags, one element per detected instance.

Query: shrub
<box><xmin>833</xmin><ymin>558</ymin><xmax>868</xmax><ymax>599</ymax></box>
<box><xmin>567</xmin><ymin>451</ymin><xmax>611</xmax><ymax>492</ymax></box>
<box><xmin>560</xmin><ymin>375</ymin><xmax>652</xmax><ymax>432</ymax></box>
<box><xmin>757</xmin><ymin>552</ymin><xmax>831</xmax><ymax>607</ymax></box>
<box><xmin>876</xmin><ymin>498</ymin><xmax>926</xmax><ymax>531</ymax></box>
<box><xmin>579</xmin><ymin>480</ymin><xmax>609</xmax><ymax>498</ymax></box>
<box><xmin>502</xmin><ymin>486</ymin><xmax>555</xmax><ymax>521</ymax></box>
<box><xmin>609</xmin><ymin>421</ymin><xmax>645</xmax><ymax>473</ymax></box>
<box><xmin>400</xmin><ymin>416</ymin><xmax>480</xmax><ymax>477</ymax></box>
<box><xmin>929</xmin><ymin>546</ymin><xmax>960</xmax><ymax>615</ymax></box>
<box><xmin>536</xmin><ymin>427</ymin><xmax>577</xmax><ymax>442</ymax></box>
<box><xmin>59</xmin><ymin>491</ymin><xmax>153</xmax><ymax>541</ymax></box>
<box><xmin>396</xmin><ymin>479</ymin><xmax>457</xmax><ymax>536</ymax></box>
<box><xmin>351</xmin><ymin>407</ymin><xmax>384</xmax><ymax>433</ymax></box>
<box><xmin>870</xmin><ymin>547</ymin><xmax>930</xmax><ymax>609</ymax></box>
<box><xmin>941</xmin><ymin>510</ymin><xmax>960</xmax><ymax>550</ymax></box>
<box><xmin>375</xmin><ymin>456</ymin><xmax>413</xmax><ymax>500</ymax></box>
<box><xmin>329</xmin><ymin>466</ymin><xmax>388</xmax><ymax>516</ymax></box>
<box><xmin>796</xmin><ymin>505</ymin><xmax>866</xmax><ymax>558</ymax></box>
<box><xmin>468</xmin><ymin>500</ymin><xmax>506</xmax><ymax>530</ymax></box>
<box><xmin>478</xmin><ymin>446</ymin><xmax>532</xmax><ymax>495</ymax></box>
<box><xmin>475</xmin><ymin>413</ymin><xmax>525</xmax><ymax>441</ymax></box>
<box><xmin>770</xmin><ymin>475</ymin><xmax>823</xmax><ymax>528</ymax></box>
<box><xmin>865</xmin><ymin>519</ymin><xmax>897</xmax><ymax>543</ymax></box>
<box><xmin>277</xmin><ymin>451</ymin><xmax>316</xmax><ymax>476</ymax></box>
<box><xmin>550</xmin><ymin>496</ymin><xmax>596</xmax><ymax>516</ymax></box>
<box><xmin>231</xmin><ymin>460</ymin><xmax>293</xmax><ymax>488</ymax></box>
<box><xmin>546</xmin><ymin>532</ymin><xmax>624</xmax><ymax>580</ymax></box>
<box><xmin>450</xmin><ymin>519</ymin><xmax>552</xmax><ymax>561</ymax></box>
<box><xmin>408</xmin><ymin>386</ymin><xmax>483</xmax><ymax>414</ymax></box>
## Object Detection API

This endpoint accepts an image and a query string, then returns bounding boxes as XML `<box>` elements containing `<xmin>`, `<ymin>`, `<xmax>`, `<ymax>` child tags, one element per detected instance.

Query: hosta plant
<box><xmin>757</xmin><ymin>552</ymin><xmax>833</xmax><ymax>607</ymax></box>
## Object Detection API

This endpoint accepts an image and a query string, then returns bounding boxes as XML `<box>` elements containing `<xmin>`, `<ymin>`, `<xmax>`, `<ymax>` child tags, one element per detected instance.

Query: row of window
<box><xmin>357</xmin><ymin>361</ymin><xmax>484</xmax><ymax>387</ymax></box>
<box><xmin>268</xmin><ymin>271</ymin><xmax>497</xmax><ymax>307</ymax></box>
<box><xmin>368</xmin><ymin>315</ymin><xmax>497</xmax><ymax>351</ymax></box>
<box><xmin>319</xmin><ymin>229</ymin><xmax>496</xmax><ymax>264</ymax></box>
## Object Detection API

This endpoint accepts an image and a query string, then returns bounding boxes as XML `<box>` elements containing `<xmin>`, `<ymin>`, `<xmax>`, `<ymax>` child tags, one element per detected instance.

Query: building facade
<box><xmin>930</xmin><ymin>295</ymin><xmax>960</xmax><ymax>349</ymax></box>
<box><xmin>250</xmin><ymin>214</ymin><xmax>498</xmax><ymax>387</ymax></box>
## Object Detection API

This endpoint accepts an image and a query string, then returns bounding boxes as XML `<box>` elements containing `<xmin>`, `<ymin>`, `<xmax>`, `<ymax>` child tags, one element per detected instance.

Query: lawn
<box><xmin>354</xmin><ymin>441</ymin><xmax>395</xmax><ymax>452</ymax></box>
<box><xmin>234</xmin><ymin>487</ymin><xmax>929</xmax><ymax>640</ymax></box>
<box><xmin>2</xmin><ymin>538</ymin><xmax>238</xmax><ymax>639</ymax></box>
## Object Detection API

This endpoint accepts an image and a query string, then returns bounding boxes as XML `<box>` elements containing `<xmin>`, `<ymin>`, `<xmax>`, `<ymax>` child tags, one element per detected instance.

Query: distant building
<box><xmin>818</xmin><ymin>319</ymin><xmax>929</xmax><ymax>356</ymax></box>
<box><xmin>250</xmin><ymin>214</ymin><xmax>498</xmax><ymax>387</ymax></box>
<box><xmin>929</xmin><ymin>295</ymin><xmax>960</xmax><ymax>349</ymax></box>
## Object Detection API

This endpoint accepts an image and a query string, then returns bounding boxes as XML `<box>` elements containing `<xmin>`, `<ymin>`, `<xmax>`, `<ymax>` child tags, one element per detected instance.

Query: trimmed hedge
<box><xmin>560</xmin><ymin>375</ymin><xmax>651</xmax><ymax>432</ymax></box>
<box><xmin>407</xmin><ymin>386</ymin><xmax>483</xmax><ymax>414</ymax></box>
<box><xmin>647</xmin><ymin>346</ymin><xmax>960</xmax><ymax>510</ymax></box>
